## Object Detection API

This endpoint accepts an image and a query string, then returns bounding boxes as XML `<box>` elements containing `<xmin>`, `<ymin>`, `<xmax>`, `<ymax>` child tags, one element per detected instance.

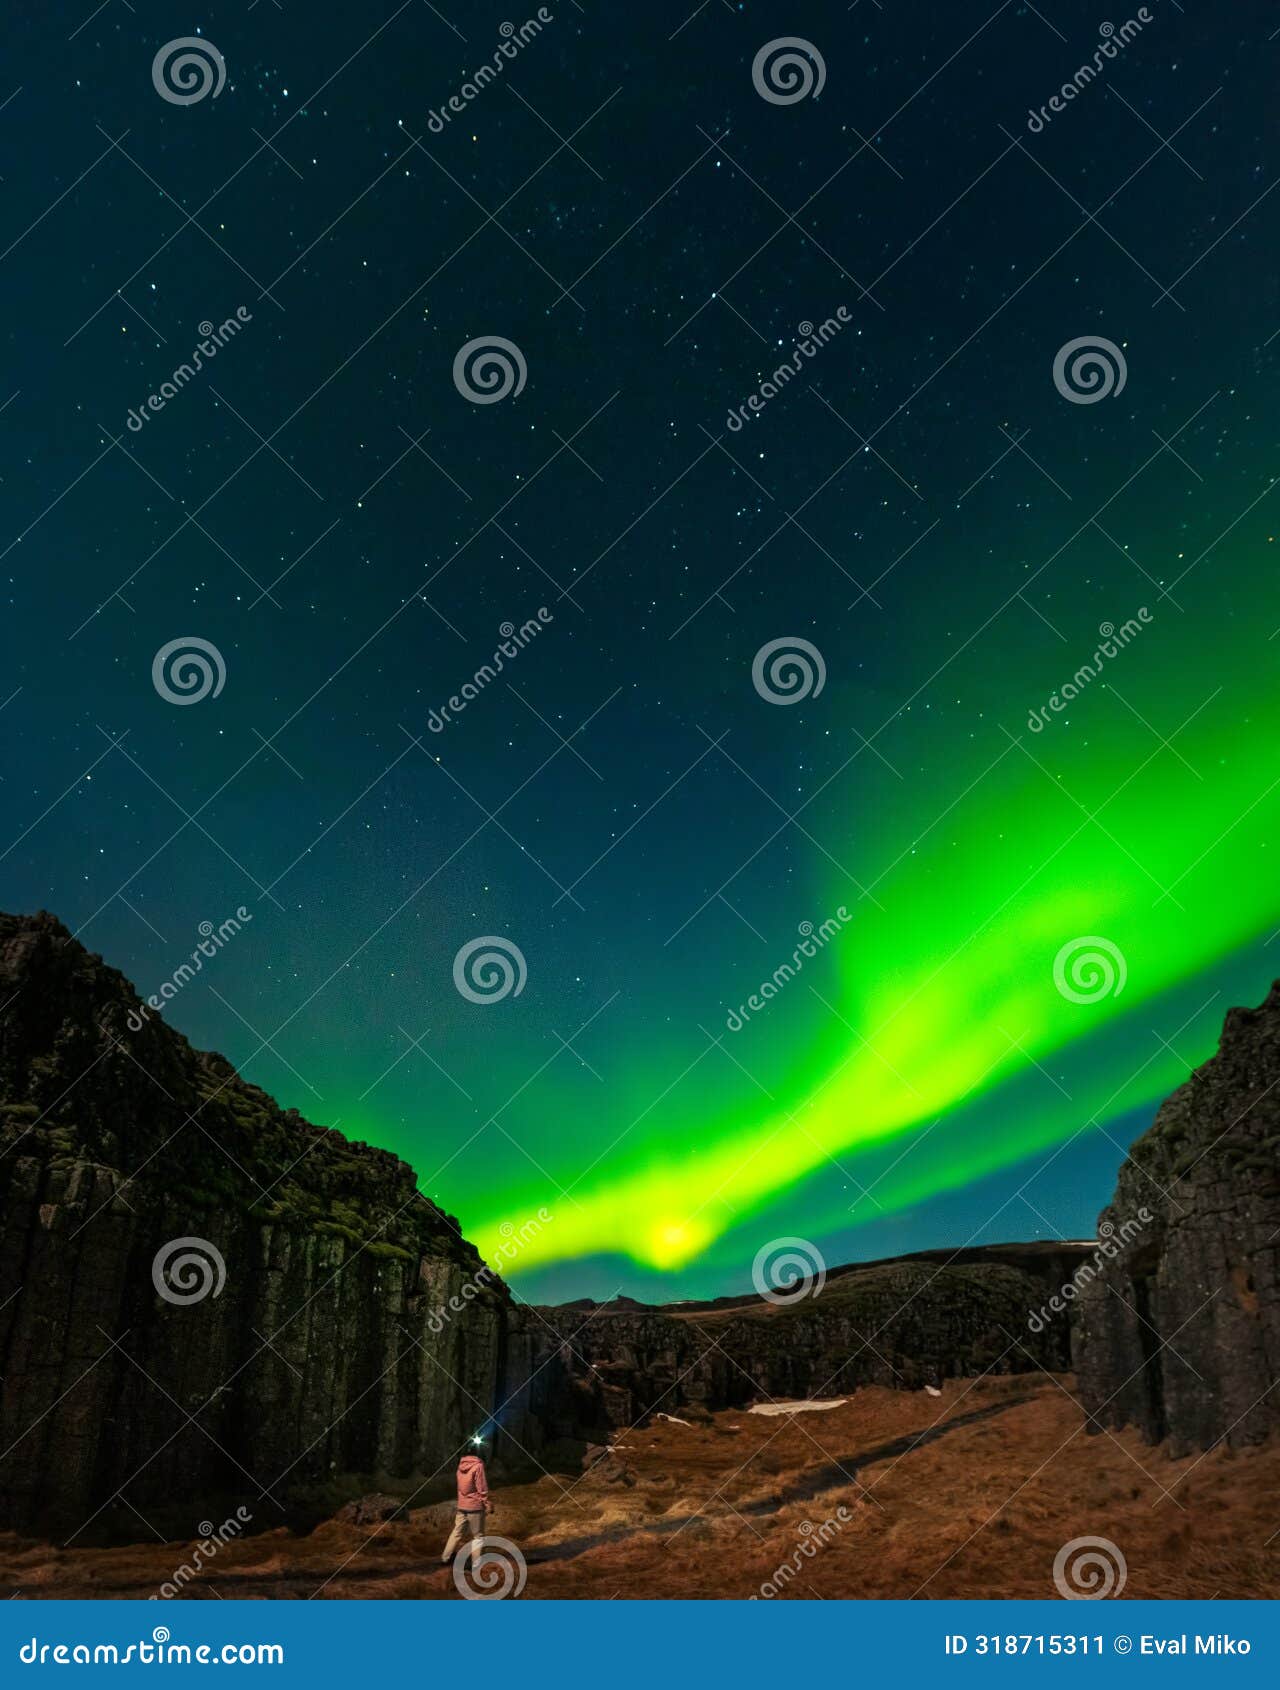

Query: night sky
<box><xmin>2</xmin><ymin>1</ymin><xmax>1278</xmax><ymax>1302</ymax></box>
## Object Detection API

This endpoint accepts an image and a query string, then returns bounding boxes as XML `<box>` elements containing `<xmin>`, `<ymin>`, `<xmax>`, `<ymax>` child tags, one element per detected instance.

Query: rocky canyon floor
<box><xmin>3</xmin><ymin>1373</ymin><xmax>1277</xmax><ymax>1601</ymax></box>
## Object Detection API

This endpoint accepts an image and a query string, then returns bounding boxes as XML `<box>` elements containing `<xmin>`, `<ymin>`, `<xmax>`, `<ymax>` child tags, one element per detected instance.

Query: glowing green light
<box><xmin>473</xmin><ymin>665</ymin><xmax>1280</xmax><ymax>1278</ymax></box>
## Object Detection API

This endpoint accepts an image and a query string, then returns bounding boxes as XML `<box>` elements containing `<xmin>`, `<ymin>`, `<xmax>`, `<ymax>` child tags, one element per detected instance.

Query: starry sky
<box><xmin>2</xmin><ymin>1</ymin><xmax>1278</xmax><ymax>1302</ymax></box>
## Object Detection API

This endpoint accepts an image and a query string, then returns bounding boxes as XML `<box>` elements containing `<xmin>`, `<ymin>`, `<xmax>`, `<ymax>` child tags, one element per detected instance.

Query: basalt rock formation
<box><xmin>1075</xmin><ymin>983</ymin><xmax>1280</xmax><ymax>1453</ymax></box>
<box><xmin>525</xmin><ymin>1244</ymin><xmax>1091</xmax><ymax>1438</ymax></box>
<box><xmin>0</xmin><ymin>912</ymin><xmax>537</xmax><ymax>1537</ymax></box>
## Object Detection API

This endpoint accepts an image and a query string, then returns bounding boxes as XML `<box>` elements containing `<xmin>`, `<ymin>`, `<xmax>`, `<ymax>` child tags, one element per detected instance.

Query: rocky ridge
<box><xmin>527</xmin><ymin>1245</ymin><xmax>1089</xmax><ymax>1436</ymax></box>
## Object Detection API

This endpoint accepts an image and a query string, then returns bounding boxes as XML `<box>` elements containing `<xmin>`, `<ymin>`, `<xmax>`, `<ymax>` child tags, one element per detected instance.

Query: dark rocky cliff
<box><xmin>0</xmin><ymin>912</ymin><xmax>537</xmax><ymax>1537</ymax></box>
<box><xmin>1075</xmin><ymin>983</ymin><xmax>1280</xmax><ymax>1453</ymax></box>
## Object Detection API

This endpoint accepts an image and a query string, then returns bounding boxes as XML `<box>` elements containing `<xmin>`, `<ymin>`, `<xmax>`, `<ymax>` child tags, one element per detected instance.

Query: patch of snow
<box><xmin>654</xmin><ymin>1412</ymin><xmax>692</xmax><ymax>1426</ymax></box>
<box><xmin>924</xmin><ymin>1386</ymin><xmax>942</xmax><ymax>1397</ymax></box>
<box><xmin>747</xmin><ymin>1398</ymin><xmax>847</xmax><ymax>1416</ymax></box>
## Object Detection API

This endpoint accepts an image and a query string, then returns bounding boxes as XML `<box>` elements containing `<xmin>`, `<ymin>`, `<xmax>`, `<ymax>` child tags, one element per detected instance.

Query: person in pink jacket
<box><xmin>441</xmin><ymin>1439</ymin><xmax>491</xmax><ymax>1565</ymax></box>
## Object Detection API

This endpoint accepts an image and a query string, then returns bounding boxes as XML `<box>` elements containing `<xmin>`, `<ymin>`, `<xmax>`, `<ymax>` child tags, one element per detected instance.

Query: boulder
<box><xmin>336</xmin><ymin>1493</ymin><xmax>405</xmax><ymax>1527</ymax></box>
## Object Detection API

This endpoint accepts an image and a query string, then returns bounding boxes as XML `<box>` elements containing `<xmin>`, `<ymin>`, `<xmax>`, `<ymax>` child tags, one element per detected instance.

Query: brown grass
<box><xmin>3</xmin><ymin>1375</ymin><xmax>1277</xmax><ymax>1600</ymax></box>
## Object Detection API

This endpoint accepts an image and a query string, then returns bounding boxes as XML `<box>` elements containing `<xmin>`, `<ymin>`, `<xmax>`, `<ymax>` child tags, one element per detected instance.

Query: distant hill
<box><xmin>529</xmin><ymin>1241</ymin><xmax>1091</xmax><ymax>1435</ymax></box>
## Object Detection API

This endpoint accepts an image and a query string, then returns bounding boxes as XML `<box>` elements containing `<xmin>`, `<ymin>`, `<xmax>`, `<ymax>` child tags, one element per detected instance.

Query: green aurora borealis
<box><xmin>459</xmin><ymin>584</ymin><xmax>1280</xmax><ymax>1282</ymax></box>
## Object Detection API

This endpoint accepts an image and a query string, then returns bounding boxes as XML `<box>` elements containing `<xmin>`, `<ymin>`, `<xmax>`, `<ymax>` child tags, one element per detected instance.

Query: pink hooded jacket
<box><xmin>456</xmin><ymin>1454</ymin><xmax>489</xmax><ymax>1513</ymax></box>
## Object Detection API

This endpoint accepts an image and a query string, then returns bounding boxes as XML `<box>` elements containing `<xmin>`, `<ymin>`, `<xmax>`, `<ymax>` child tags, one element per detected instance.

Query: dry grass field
<box><xmin>3</xmin><ymin>1375</ymin><xmax>1276</xmax><ymax>1600</ymax></box>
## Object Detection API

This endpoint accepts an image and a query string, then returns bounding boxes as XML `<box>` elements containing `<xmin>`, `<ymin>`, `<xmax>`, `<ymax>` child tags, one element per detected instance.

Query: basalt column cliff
<box><xmin>0</xmin><ymin>912</ymin><xmax>539</xmax><ymax>1536</ymax></box>
<box><xmin>1075</xmin><ymin>983</ymin><xmax>1280</xmax><ymax>1453</ymax></box>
